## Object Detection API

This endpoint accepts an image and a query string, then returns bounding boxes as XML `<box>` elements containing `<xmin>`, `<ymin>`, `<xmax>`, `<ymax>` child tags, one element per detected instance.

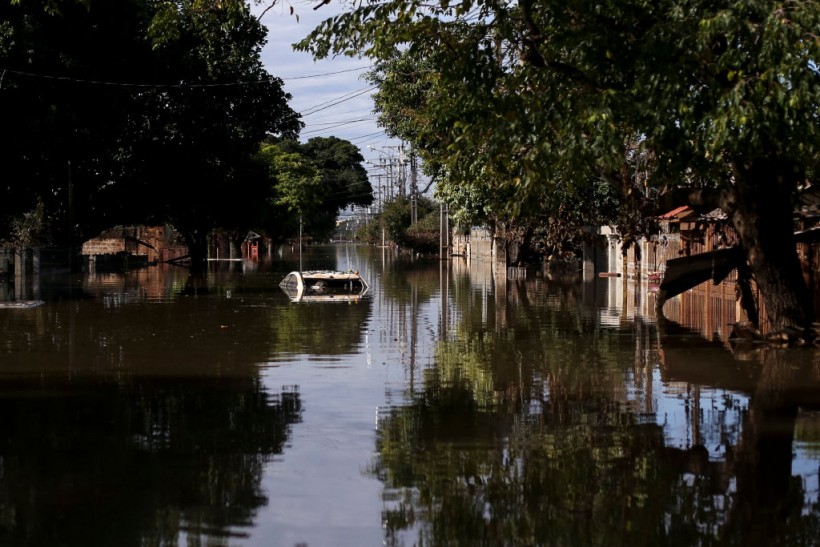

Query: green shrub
<box><xmin>405</xmin><ymin>211</ymin><xmax>440</xmax><ymax>254</ymax></box>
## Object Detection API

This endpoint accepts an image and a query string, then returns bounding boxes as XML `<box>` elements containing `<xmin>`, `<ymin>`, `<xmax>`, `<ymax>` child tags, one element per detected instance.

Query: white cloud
<box><xmin>253</xmin><ymin>1</ymin><xmax>432</xmax><ymax>201</ymax></box>
<box><xmin>256</xmin><ymin>1</ymin><xmax>400</xmax><ymax>156</ymax></box>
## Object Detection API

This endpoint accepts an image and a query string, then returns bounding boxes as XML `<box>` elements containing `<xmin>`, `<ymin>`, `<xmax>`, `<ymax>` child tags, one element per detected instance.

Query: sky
<box><xmin>254</xmin><ymin>1</ymin><xmax>407</xmax><ymax>176</ymax></box>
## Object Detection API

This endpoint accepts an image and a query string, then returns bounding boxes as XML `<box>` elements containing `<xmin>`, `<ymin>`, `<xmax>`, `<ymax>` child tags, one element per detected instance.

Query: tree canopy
<box><xmin>255</xmin><ymin>136</ymin><xmax>373</xmax><ymax>241</ymax></box>
<box><xmin>298</xmin><ymin>0</ymin><xmax>820</xmax><ymax>329</ymax></box>
<box><xmin>0</xmin><ymin>0</ymin><xmax>301</xmax><ymax>265</ymax></box>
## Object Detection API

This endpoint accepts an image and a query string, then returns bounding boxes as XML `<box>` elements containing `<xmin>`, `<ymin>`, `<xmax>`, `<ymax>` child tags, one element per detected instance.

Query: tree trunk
<box><xmin>736</xmin><ymin>261</ymin><xmax>760</xmax><ymax>328</ymax></box>
<box><xmin>516</xmin><ymin>224</ymin><xmax>535</xmax><ymax>266</ymax></box>
<box><xmin>184</xmin><ymin>230</ymin><xmax>210</xmax><ymax>274</ymax></box>
<box><xmin>724</xmin><ymin>159</ymin><xmax>813</xmax><ymax>331</ymax></box>
<box><xmin>726</xmin><ymin>350</ymin><xmax>801</xmax><ymax>544</ymax></box>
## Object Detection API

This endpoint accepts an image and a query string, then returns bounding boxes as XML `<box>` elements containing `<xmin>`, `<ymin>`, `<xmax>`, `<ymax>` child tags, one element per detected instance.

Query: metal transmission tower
<box><xmin>368</xmin><ymin>144</ymin><xmax>411</xmax><ymax>202</ymax></box>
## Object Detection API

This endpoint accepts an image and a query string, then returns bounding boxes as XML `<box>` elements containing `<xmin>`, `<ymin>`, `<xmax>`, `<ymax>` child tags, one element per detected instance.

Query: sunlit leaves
<box><xmin>258</xmin><ymin>137</ymin><xmax>371</xmax><ymax>239</ymax></box>
<box><xmin>300</xmin><ymin>0</ymin><xmax>819</xmax><ymax>201</ymax></box>
<box><xmin>257</xmin><ymin>142</ymin><xmax>322</xmax><ymax>214</ymax></box>
<box><xmin>147</xmin><ymin>1</ymin><xmax>183</xmax><ymax>47</ymax></box>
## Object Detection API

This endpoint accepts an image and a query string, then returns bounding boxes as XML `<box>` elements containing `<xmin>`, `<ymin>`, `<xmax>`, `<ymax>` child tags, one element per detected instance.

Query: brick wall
<box><xmin>81</xmin><ymin>225</ymin><xmax>186</xmax><ymax>263</ymax></box>
<box><xmin>81</xmin><ymin>239</ymin><xmax>126</xmax><ymax>256</ymax></box>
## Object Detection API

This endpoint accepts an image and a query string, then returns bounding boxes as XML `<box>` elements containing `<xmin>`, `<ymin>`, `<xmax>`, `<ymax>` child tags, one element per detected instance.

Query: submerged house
<box><xmin>578</xmin><ymin>189</ymin><xmax>820</xmax><ymax>335</ymax></box>
<box><xmin>81</xmin><ymin>226</ymin><xmax>188</xmax><ymax>270</ymax></box>
<box><xmin>583</xmin><ymin>205</ymin><xmax>740</xmax><ymax>280</ymax></box>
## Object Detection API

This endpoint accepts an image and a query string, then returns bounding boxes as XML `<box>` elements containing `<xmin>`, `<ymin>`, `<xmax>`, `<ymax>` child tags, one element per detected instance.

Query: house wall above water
<box><xmin>81</xmin><ymin>226</ymin><xmax>189</xmax><ymax>269</ymax></box>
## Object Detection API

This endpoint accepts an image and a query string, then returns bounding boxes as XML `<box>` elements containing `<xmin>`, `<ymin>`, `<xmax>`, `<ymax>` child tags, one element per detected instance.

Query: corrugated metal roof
<box><xmin>701</xmin><ymin>208</ymin><xmax>727</xmax><ymax>220</ymax></box>
<box><xmin>797</xmin><ymin>185</ymin><xmax>820</xmax><ymax>219</ymax></box>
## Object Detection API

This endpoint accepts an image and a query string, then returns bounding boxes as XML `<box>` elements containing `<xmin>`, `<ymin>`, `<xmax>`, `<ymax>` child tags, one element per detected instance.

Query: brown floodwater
<box><xmin>0</xmin><ymin>245</ymin><xmax>818</xmax><ymax>546</ymax></box>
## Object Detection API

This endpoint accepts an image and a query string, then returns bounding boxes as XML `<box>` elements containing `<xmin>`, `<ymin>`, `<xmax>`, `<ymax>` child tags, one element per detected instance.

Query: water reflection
<box><xmin>0</xmin><ymin>377</ymin><xmax>301</xmax><ymax>546</ymax></box>
<box><xmin>374</xmin><ymin>261</ymin><xmax>820</xmax><ymax>546</ymax></box>
<box><xmin>1</xmin><ymin>248</ymin><xmax>819</xmax><ymax>545</ymax></box>
<box><xmin>268</xmin><ymin>297</ymin><xmax>371</xmax><ymax>360</ymax></box>
<box><xmin>0</xmin><ymin>264</ymin><xmax>306</xmax><ymax>546</ymax></box>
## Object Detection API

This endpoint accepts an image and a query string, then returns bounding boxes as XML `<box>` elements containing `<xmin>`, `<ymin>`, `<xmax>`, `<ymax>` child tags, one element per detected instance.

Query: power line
<box><xmin>284</xmin><ymin>66</ymin><xmax>371</xmax><ymax>80</ymax></box>
<box><xmin>301</xmin><ymin>118</ymin><xmax>374</xmax><ymax>136</ymax></box>
<box><xmin>0</xmin><ymin>67</ymin><xmax>278</xmax><ymax>88</ymax></box>
<box><xmin>304</xmin><ymin>106</ymin><xmax>374</xmax><ymax>122</ymax></box>
<box><xmin>305</xmin><ymin>116</ymin><xmax>374</xmax><ymax>128</ymax></box>
<box><xmin>301</xmin><ymin>87</ymin><xmax>377</xmax><ymax>116</ymax></box>
<box><xmin>0</xmin><ymin>65</ymin><xmax>371</xmax><ymax>89</ymax></box>
<box><xmin>0</xmin><ymin>64</ymin><xmax>391</xmax><ymax>144</ymax></box>
<box><xmin>301</xmin><ymin>87</ymin><xmax>370</xmax><ymax>112</ymax></box>
<box><xmin>350</xmin><ymin>131</ymin><xmax>387</xmax><ymax>143</ymax></box>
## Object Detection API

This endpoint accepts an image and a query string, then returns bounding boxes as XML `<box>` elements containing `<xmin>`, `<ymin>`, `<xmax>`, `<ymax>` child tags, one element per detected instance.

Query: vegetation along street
<box><xmin>2</xmin><ymin>0</ymin><xmax>818</xmax><ymax>332</ymax></box>
<box><xmin>0</xmin><ymin>1</ymin><xmax>819</xmax><ymax>544</ymax></box>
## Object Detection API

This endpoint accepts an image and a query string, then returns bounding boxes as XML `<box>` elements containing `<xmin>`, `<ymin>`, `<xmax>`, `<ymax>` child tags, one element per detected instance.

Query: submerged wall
<box><xmin>81</xmin><ymin>226</ymin><xmax>185</xmax><ymax>264</ymax></box>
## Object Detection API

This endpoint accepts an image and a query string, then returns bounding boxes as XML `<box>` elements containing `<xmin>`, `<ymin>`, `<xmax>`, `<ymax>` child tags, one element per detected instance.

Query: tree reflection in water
<box><xmin>0</xmin><ymin>266</ymin><xmax>306</xmax><ymax>546</ymax></box>
<box><xmin>0</xmin><ymin>378</ymin><xmax>301</xmax><ymax>546</ymax></box>
<box><xmin>373</xmin><ymin>276</ymin><xmax>820</xmax><ymax>546</ymax></box>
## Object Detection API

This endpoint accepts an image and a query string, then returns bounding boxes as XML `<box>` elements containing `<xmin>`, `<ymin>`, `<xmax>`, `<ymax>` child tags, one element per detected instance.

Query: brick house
<box><xmin>81</xmin><ymin>226</ymin><xmax>188</xmax><ymax>268</ymax></box>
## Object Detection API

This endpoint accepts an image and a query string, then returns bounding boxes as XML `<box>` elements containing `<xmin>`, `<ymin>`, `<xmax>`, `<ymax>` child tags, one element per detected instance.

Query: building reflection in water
<box><xmin>2</xmin><ymin>249</ymin><xmax>817</xmax><ymax>545</ymax></box>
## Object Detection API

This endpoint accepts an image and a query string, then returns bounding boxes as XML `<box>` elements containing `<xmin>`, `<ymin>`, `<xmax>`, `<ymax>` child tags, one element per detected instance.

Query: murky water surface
<box><xmin>1</xmin><ymin>245</ymin><xmax>818</xmax><ymax>546</ymax></box>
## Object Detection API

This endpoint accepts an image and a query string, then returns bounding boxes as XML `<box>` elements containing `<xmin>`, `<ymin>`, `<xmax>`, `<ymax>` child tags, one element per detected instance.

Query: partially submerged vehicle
<box><xmin>0</xmin><ymin>300</ymin><xmax>45</xmax><ymax>309</ymax></box>
<box><xmin>279</xmin><ymin>270</ymin><xmax>369</xmax><ymax>303</ymax></box>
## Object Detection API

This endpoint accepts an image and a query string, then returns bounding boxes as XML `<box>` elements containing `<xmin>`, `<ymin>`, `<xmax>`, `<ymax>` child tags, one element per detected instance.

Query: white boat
<box><xmin>279</xmin><ymin>270</ymin><xmax>369</xmax><ymax>302</ymax></box>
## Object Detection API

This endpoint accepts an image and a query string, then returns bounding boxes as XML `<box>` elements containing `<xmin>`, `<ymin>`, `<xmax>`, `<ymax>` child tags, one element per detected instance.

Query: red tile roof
<box><xmin>658</xmin><ymin>205</ymin><xmax>691</xmax><ymax>220</ymax></box>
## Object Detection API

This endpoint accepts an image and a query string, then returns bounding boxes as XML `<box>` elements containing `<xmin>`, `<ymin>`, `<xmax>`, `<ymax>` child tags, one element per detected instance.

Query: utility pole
<box><xmin>376</xmin><ymin>174</ymin><xmax>384</xmax><ymax>212</ymax></box>
<box><xmin>410</xmin><ymin>151</ymin><xmax>418</xmax><ymax>224</ymax></box>
<box><xmin>439</xmin><ymin>202</ymin><xmax>450</xmax><ymax>260</ymax></box>
<box><xmin>385</xmin><ymin>158</ymin><xmax>394</xmax><ymax>201</ymax></box>
<box><xmin>398</xmin><ymin>145</ymin><xmax>407</xmax><ymax>197</ymax></box>
<box><xmin>68</xmin><ymin>160</ymin><xmax>75</xmax><ymax>273</ymax></box>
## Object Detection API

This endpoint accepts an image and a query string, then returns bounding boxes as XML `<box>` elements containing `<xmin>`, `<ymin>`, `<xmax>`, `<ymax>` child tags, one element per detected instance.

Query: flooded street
<box><xmin>1</xmin><ymin>245</ymin><xmax>818</xmax><ymax>546</ymax></box>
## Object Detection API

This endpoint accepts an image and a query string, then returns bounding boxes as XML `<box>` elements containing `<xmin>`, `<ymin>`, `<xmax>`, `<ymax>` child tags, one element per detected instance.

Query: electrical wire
<box><xmin>285</xmin><ymin>66</ymin><xmax>371</xmax><ymax>80</ymax></box>
<box><xmin>305</xmin><ymin>116</ymin><xmax>374</xmax><ymax>128</ymax></box>
<box><xmin>0</xmin><ymin>63</ymin><xmax>396</xmax><ymax>152</ymax></box>
<box><xmin>301</xmin><ymin>118</ymin><xmax>375</xmax><ymax>136</ymax></box>
<box><xmin>301</xmin><ymin>87</ymin><xmax>371</xmax><ymax>113</ymax></box>
<box><xmin>300</xmin><ymin>86</ymin><xmax>377</xmax><ymax>116</ymax></box>
<box><xmin>0</xmin><ymin>65</ymin><xmax>371</xmax><ymax>89</ymax></box>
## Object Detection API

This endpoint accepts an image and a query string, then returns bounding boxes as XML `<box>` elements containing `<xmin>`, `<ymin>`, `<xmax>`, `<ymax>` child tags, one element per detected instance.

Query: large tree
<box><xmin>301</xmin><ymin>136</ymin><xmax>372</xmax><ymax>212</ymax></box>
<box><xmin>364</xmin><ymin>51</ymin><xmax>616</xmax><ymax>264</ymax></box>
<box><xmin>0</xmin><ymin>0</ymin><xmax>150</xmax><ymax>250</ymax></box>
<box><xmin>256</xmin><ymin>140</ymin><xmax>323</xmax><ymax>238</ymax></box>
<box><xmin>297</xmin><ymin>0</ymin><xmax>819</xmax><ymax>330</ymax></box>
<box><xmin>264</xmin><ymin>136</ymin><xmax>372</xmax><ymax>240</ymax></box>
<box><xmin>0</xmin><ymin>0</ymin><xmax>301</xmax><ymax>268</ymax></box>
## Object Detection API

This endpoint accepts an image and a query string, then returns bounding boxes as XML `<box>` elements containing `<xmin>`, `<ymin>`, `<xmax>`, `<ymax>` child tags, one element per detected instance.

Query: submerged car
<box><xmin>279</xmin><ymin>270</ymin><xmax>369</xmax><ymax>303</ymax></box>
